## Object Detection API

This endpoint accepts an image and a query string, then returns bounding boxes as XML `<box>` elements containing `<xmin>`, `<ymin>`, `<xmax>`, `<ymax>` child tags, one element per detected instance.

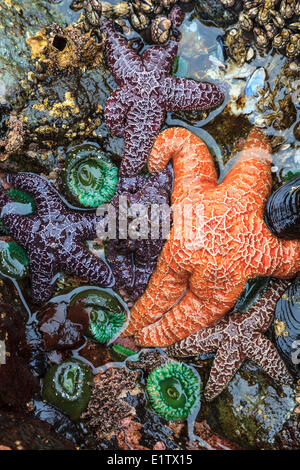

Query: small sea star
<box><xmin>167</xmin><ymin>278</ymin><xmax>294</xmax><ymax>401</ymax></box>
<box><xmin>0</xmin><ymin>173</ymin><xmax>113</xmax><ymax>302</ymax></box>
<box><xmin>105</xmin><ymin>165</ymin><xmax>173</xmax><ymax>301</ymax></box>
<box><xmin>122</xmin><ymin>127</ymin><xmax>300</xmax><ymax>346</ymax></box>
<box><xmin>100</xmin><ymin>6</ymin><xmax>225</xmax><ymax>176</ymax></box>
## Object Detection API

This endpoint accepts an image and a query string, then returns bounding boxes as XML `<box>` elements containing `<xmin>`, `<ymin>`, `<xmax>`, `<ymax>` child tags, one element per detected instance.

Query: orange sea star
<box><xmin>122</xmin><ymin>127</ymin><xmax>300</xmax><ymax>347</ymax></box>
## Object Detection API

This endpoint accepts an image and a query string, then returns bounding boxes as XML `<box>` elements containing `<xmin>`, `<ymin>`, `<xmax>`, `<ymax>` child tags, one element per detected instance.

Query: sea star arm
<box><xmin>121</xmin><ymin>241</ymin><xmax>189</xmax><ymax>336</ymax></box>
<box><xmin>132</xmin><ymin>241</ymin><xmax>166</xmax><ymax>301</ymax></box>
<box><xmin>105</xmin><ymin>88</ymin><xmax>129</xmax><ymax>138</ymax></box>
<box><xmin>100</xmin><ymin>20</ymin><xmax>143</xmax><ymax>86</ymax></box>
<box><xmin>141</xmin><ymin>42</ymin><xmax>179</xmax><ymax>75</ymax></box>
<box><xmin>30</xmin><ymin>256</ymin><xmax>57</xmax><ymax>303</ymax></box>
<box><xmin>148</xmin><ymin>127</ymin><xmax>218</xmax><ymax>197</ymax></box>
<box><xmin>244</xmin><ymin>333</ymin><xmax>293</xmax><ymax>385</ymax></box>
<box><xmin>140</xmin><ymin>3</ymin><xmax>184</xmax><ymax>74</ymax></box>
<box><xmin>241</xmin><ymin>278</ymin><xmax>291</xmax><ymax>331</ymax></box>
<box><xmin>121</xmin><ymin>101</ymin><xmax>166</xmax><ymax>176</ymax></box>
<box><xmin>220</xmin><ymin>128</ymin><xmax>272</xmax><ymax>204</ymax></box>
<box><xmin>106</xmin><ymin>244</ymin><xmax>134</xmax><ymax>294</ymax></box>
<box><xmin>134</xmin><ymin>289</ymin><xmax>230</xmax><ymax>347</ymax></box>
<box><xmin>165</xmin><ymin>77</ymin><xmax>225</xmax><ymax>112</ymax></box>
<box><xmin>61</xmin><ymin>244</ymin><xmax>113</xmax><ymax>286</ymax></box>
<box><xmin>262</xmin><ymin>229</ymin><xmax>300</xmax><ymax>279</ymax></box>
<box><xmin>204</xmin><ymin>343</ymin><xmax>244</xmax><ymax>401</ymax></box>
<box><xmin>8</xmin><ymin>173</ymin><xmax>65</xmax><ymax>215</ymax></box>
<box><xmin>167</xmin><ymin>321</ymin><xmax>225</xmax><ymax>357</ymax></box>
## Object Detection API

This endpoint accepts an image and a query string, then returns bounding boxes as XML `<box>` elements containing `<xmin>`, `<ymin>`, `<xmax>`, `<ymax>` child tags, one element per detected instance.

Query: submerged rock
<box><xmin>0</xmin><ymin>409</ymin><xmax>76</xmax><ymax>450</ymax></box>
<box><xmin>195</xmin><ymin>0</ymin><xmax>239</xmax><ymax>28</ymax></box>
<box><xmin>204</xmin><ymin>361</ymin><xmax>298</xmax><ymax>450</ymax></box>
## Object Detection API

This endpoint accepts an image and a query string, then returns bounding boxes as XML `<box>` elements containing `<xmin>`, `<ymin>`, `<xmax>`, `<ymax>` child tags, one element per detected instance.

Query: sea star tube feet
<box><xmin>167</xmin><ymin>278</ymin><xmax>294</xmax><ymax>401</ymax></box>
<box><xmin>121</xmin><ymin>127</ymin><xmax>300</xmax><ymax>347</ymax></box>
<box><xmin>100</xmin><ymin>5</ymin><xmax>225</xmax><ymax>176</ymax></box>
<box><xmin>0</xmin><ymin>172</ymin><xmax>113</xmax><ymax>303</ymax></box>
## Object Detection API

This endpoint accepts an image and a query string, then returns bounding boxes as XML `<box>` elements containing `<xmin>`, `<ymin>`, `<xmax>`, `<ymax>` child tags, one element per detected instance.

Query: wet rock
<box><xmin>0</xmin><ymin>301</ymin><xmax>39</xmax><ymax>409</ymax></box>
<box><xmin>0</xmin><ymin>409</ymin><xmax>75</xmax><ymax>450</ymax></box>
<box><xmin>204</xmin><ymin>361</ymin><xmax>298</xmax><ymax>450</ymax></box>
<box><xmin>0</xmin><ymin>0</ymin><xmax>72</xmax><ymax>98</ymax></box>
<box><xmin>195</xmin><ymin>0</ymin><xmax>239</xmax><ymax>28</ymax></box>
<box><xmin>0</xmin><ymin>277</ymin><xmax>39</xmax><ymax>409</ymax></box>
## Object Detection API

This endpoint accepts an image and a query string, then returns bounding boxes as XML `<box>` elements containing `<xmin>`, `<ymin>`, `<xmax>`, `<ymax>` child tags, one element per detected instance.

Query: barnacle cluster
<box><xmin>26</xmin><ymin>20</ymin><xmax>104</xmax><ymax>77</ymax></box>
<box><xmin>81</xmin><ymin>366</ymin><xmax>142</xmax><ymax>439</ymax></box>
<box><xmin>84</xmin><ymin>0</ymin><xmax>192</xmax><ymax>44</ymax></box>
<box><xmin>0</xmin><ymin>114</ymin><xmax>25</xmax><ymax>162</ymax></box>
<box><xmin>253</xmin><ymin>60</ymin><xmax>299</xmax><ymax>129</ymax></box>
<box><xmin>222</xmin><ymin>0</ymin><xmax>300</xmax><ymax>58</ymax></box>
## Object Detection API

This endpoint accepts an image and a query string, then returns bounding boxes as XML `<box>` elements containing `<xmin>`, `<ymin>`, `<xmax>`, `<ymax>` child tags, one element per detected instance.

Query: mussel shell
<box><xmin>264</xmin><ymin>176</ymin><xmax>300</xmax><ymax>239</ymax></box>
<box><xmin>273</xmin><ymin>279</ymin><xmax>300</xmax><ymax>376</ymax></box>
<box><xmin>244</xmin><ymin>67</ymin><xmax>266</xmax><ymax>97</ymax></box>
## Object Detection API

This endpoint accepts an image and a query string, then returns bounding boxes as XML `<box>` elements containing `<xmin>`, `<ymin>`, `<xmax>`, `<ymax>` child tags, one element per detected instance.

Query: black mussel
<box><xmin>273</xmin><ymin>278</ymin><xmax>300</xmax><ymax>376</ymax></box>
<box><xmin>264</xmin><ymin>176</ymin><xmax>300</xmax><ymax>239</ymax></box>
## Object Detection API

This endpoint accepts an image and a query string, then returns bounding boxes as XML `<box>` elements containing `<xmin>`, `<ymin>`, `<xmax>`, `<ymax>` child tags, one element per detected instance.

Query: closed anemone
<box><xmin>42</xmin><ymin>359</ymin><xmax>93</xmax><ymax>421</ymax></box>
<box><xmin>63</xmin><ymin>145</ymin><xmax>118</xmax><ymax>208</ymax></box>
<box><xmin>0</xmin><ymin>241</ymin><xmax>29</xmax><ymax>279</ymax></box>
<box><xmin>70</xmin><ymin>288</ymin><xmax>126</xmax><ymax>343</ymax></box>
<box><xmin>0</xmin><ymin>188</ymin><xmax>35</xmax><ymax>234</ymax></box>
<box><xmin>146</xmin><ymin>362</ymin><xmax>200</xmax><ymax>421</ymax></box>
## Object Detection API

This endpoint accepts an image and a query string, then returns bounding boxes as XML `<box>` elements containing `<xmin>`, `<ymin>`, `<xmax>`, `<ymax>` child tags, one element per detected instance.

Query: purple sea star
<box><xmin>0</xmin><ymin>173</ymin><xmax>113</xmax><ymax>303</ymax></box>
<box><xmin>100</xmin><ymin>5</ymin><xmax>225</xmax><ymax>176</ymax></box>
<box><xmin>105</xmin><ymin>165</ymin><xmax>173</xmax><ymax>301</ymax></box>
<box><xmin>167</xmin><ymin>278</ymin><xmax>294</xmax><ymax>401</ymax></box>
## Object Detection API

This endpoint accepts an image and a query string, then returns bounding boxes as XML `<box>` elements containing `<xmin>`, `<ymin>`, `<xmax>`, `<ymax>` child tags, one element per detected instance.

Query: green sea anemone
<box><xmin>42</xmin><ymin>358</ymin><xmax>93</xmax><ymax>421</ymax></box>
<box><xmin>0</xmin><ymin>188</ymin><xmax>35</xmax><ymax>234</ymax></box>
<box><xmin>146</xmin><ymin>362</ymin><xmax>200</xmax><ymax>421</ymax></box>
<box><xmin>0</xmin><ymin>240</ymin><xmax>29</xmax><ymax>279</ymax></box>
<box><xmin>63</xmin><ymin>144</ymin><xmax>118</xmax><ymax>208</ymax></box>
<box><xmin>70</xmin><ymin>288</ymin><xmax>126</xmax><ymax>343</ymax></box>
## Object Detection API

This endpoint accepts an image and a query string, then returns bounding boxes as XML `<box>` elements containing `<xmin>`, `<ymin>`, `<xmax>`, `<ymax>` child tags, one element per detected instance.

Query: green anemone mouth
<box><xmin>146</xmin><ymin>362</ymin><xmax>201</xmax><ymax>421</ymax></box>
<box><xmin>87</xmin><ymin>306</ymin><xmax>126</xmax><ymax>343</ymax></box>
<box><xmin>70</xmin><ymin>288</ymin><xmax>126</xmax><ymax>343</ymax></box>
<box><xmin>42</xmin><ymin>358</ymin><xmax>93</xmax><ymax>421</ymax></box>
<box><xmin>0</xmin><ymin>241</ymin><xmax>29</xmax><ymax>279</ymax></box>
<box><xmin>64</xmin><ymin>145</ymin><xmax>118</xmax><ymax>208</ymax></box>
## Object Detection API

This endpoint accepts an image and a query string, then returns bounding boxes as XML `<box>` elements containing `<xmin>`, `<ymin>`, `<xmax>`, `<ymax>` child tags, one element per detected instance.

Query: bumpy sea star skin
<box><xmin>100</xmin><ymin>6</ymin><xmax>225</xmax><ymax>176</ymax></box>
<box><xmin>122</xmin><ymin>127</ymin><xmax>300</xmax><ymax>346</ymax></box>
<box><xmin>0</xmin><ymin>173</ymin><xmax>113</xmax><ymax>302</ymax></box>
<box><xmin>168</xmin><ymin>279</ymin><xmax>293</xmax><ymax>401</ymax></box>
<box><xmin>105</xmin><ymin>165</ymin><xmax>173</xmax><ymax>301</ymax></box>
